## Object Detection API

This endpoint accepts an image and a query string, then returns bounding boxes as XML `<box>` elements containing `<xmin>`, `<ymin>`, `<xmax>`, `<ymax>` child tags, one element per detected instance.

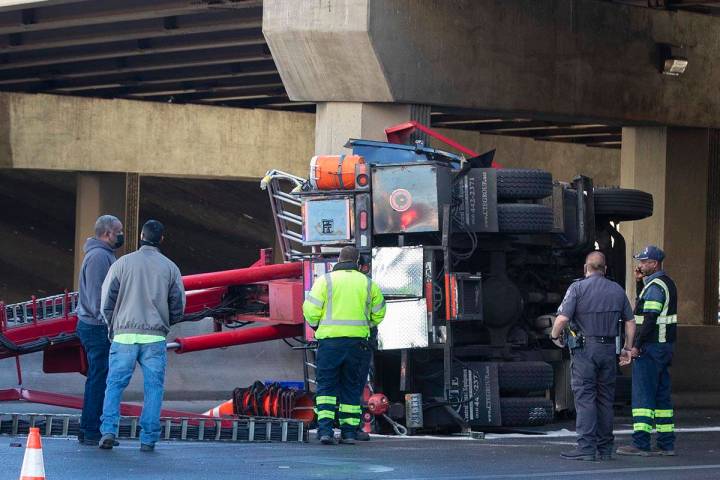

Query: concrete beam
<box><xmin>265</xmin><ymin>0</ymin><xmax>720</xmax><ymax>128</ymax></box>
<box><xmin>0</xmin><ymin>92</ymin><xmax>314</xmax><ymax>179</ymax></box>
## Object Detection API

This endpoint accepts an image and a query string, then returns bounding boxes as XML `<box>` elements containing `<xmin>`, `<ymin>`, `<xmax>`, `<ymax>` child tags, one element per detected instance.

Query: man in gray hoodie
<box><xmin>75</xmin><ymin>214</ymin><xmax>124</xmax><ymax>446</ymax></box>
<box><xmin>98</xmin><ymin>219</ymin><xmax>186</xmax><ymax>452</ymax></box>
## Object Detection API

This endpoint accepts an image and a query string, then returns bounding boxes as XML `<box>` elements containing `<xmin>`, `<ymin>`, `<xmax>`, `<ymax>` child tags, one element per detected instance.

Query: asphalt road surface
<box><xmin>1</xmin><ymin>408</ymin><xmax>719</xmax><ymax>480</ymax></box>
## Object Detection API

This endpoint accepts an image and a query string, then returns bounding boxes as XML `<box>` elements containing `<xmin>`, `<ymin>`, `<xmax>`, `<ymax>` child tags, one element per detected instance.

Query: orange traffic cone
<box><xmin>202</xmin><ymin>399</ymin><xmax>234</xmax><ymax>418</ymax></box>
<box><xmin>19</xmin><ymin>427</ymin><xmax>45</xmax><ymax>480</ymax></box>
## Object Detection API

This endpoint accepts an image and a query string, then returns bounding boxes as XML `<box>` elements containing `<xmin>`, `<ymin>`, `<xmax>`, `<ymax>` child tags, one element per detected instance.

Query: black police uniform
<box><xmin>557</xmin><ymin>272</ymin><xmax>634</xmax><ymax>457</ymax></box>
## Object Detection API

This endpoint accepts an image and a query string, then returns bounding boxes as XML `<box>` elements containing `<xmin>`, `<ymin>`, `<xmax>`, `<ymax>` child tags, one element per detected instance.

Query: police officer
<box><xmin>302</xmin><ymin>246</ymin><xmax>386</xmax><ymax>445</ymax></box>
<box><xmin>551</xmin><ymin>251</ymin><xmax>636</xmax><ymax>461</ymax></box>
<box><xmin>617</xmin><ymin>245</ymin><xmax>677</xmax><ymax>457</ymax></box>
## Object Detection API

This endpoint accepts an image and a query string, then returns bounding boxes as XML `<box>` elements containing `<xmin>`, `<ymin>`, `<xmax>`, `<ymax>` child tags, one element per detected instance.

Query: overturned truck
<box><xmin>264</xmin><ymin>123</ymin><xmax>653</xmax><ymax>433</ymax></box>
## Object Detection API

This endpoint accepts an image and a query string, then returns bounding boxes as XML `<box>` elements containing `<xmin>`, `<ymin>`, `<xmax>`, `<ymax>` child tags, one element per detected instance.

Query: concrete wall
<box><xmin>0</xmin><ymin>92</ymin><xmax>315</xmax><ymax>179</ymax></box>
<box><xmin>434</xmin><ymin>128</ymin><xmax>620</xmax><ymax>185</ymax></box>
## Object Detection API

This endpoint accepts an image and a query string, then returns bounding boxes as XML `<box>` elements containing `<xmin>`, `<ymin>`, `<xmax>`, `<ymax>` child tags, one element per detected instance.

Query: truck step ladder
<box><xmin>260</xmin><ymin>170</ymin><xmax>310</xmax><ymax>262</ymax></box>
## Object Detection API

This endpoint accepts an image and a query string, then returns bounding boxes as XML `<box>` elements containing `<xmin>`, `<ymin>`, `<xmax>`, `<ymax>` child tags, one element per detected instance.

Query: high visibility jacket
<box><xmin>634</xmin><ymin>274</ymin><xmax>678</xmax><ymax>344</ymax></box>
<box><xmin>302</xmin><ymin>269</ymin><xmax>386</xmax><ymax>340</ymax></box>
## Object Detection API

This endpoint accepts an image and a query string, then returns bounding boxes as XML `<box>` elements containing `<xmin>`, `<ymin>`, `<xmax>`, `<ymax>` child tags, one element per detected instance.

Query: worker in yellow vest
<box><xmin>303</xmin><ymin>246</ymin><xmax>386</xmax><ymax>445</ymax></box>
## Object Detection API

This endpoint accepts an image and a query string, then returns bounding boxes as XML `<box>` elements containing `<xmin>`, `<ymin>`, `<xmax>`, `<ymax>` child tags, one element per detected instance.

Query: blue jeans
<box><xmin>76</xmin><ymin>321</ymin><xmax>111</xmax><ymax>441</ymax></box>
<box><xmin>631</xmin><ymin>342</ymin><xmax>675</xmax><ymax>451</ymax></box>
<box><xmin>100</xmin><ymin>341</ymin><xmax>167</xmax><ymax>445</ymax></box>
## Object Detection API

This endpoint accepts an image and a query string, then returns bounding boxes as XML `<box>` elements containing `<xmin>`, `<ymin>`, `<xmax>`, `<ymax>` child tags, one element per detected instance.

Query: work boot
<box><xmin>98</xmin><ymin>433</ymin><xmax>116</xmax><ymax>450</ymax></box>
<box><xmin>83</xmin><ymin>437</ymin><xmax>118</xmax><ymax>446</ymax></box>
<box><xmin>616</xmin><ymin>445</ymin><xmax>654</xmax><ymax>456</ymax></box>
<box><xmin>140</xmin><ymin>443</ymin><xmax>155</xmax><ymax>452</ymax></box>
<box><xmin>652</xmin><ymin>448</ymin><xmax>676</xmax><ymax>456</ymax></box>
<box><xmin>560</xmin><ymin>449</ymin><xmax>596</xmax><ymax>461</ymax></box>
<box><xmin>597</xmin><ymin>452</ymin><xmax>614</xmax><ymax>461</ymax></box>
<box><xmin>339</xmin><ymin>436</ymin><xmax>356</xmax><ymax>445</ymax></box>
<box><xmin>320</xmin><ymin>435</ymin><xmax>336</xmax><ymax>445</ymax></box>
<box><xmin>355</xmin><ymin>430</ymin><xmax>370</xmax><ymax>441</ymax></box>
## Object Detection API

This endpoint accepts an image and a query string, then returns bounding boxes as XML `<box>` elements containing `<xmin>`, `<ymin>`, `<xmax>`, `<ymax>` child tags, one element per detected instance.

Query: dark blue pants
<box><xmin>315</xmin><ymin>338</ymin><xmax>370</xmax><ymax>439</ymax></box>
<box><xmin>570</xmin><ymin>340</ymin><xmax>617</xmax><ymax>455</ymax></box>
<box><xmin>76</xmin><ymin>321</ymin><xmax>110</xmax><ymax>441</ymax></box>
<box><xmin>632</xmin><ymin>342</ymin><xmax>675</xmax><ymax>451</ymax></box>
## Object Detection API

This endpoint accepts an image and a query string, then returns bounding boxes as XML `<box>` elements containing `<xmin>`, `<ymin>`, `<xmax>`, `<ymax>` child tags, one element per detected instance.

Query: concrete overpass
<box><xmin>0</xmin><ymin>0</ymin><xmax>718</xmax><ymax>400</ymax></box>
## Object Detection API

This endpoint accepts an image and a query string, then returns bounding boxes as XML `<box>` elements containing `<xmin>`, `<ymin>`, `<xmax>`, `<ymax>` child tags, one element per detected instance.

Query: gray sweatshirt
<box><xmin>101</xmin><ymin>245</ymin><xmax>186</xmax><ymax>338</ymax></box>
<box><xmin>76</xmin><ymin>238</ymin><xmax>116</xmax><ymax>326</ymax></box>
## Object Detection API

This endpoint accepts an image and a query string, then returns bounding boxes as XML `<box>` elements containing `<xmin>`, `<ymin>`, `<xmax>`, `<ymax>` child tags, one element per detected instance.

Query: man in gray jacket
<box><xmin>75</xmin><ymin>214</ymin><xmax>124</xmax><ymax>446</ymax></box>
<box><xmin>98</xmin><ymin>219</ymin><xmax>185</xmax><ymax>452</ymax></box>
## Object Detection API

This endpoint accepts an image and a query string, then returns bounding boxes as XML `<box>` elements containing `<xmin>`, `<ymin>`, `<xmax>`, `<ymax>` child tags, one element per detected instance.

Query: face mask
<box><xmin>113</xmin><ymin>234</ymin><xmax>125</xmax><ymax>249</ymax></box>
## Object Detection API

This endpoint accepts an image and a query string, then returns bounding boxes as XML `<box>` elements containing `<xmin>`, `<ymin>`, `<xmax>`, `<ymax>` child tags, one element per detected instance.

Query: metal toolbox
<box><xmin>377</xmin><ymin>299</ymin><xmax>429</xmax><ymax>350</ymax></box>
<box><xmin>371</xmin><ymin>246</ymin><xmax>424</xmax><ymax>297</ymax></box>
<box><xmin>371</xmin><ymin>163</ymin><xmax>451</xmax><ymax>234</ymax></box>
<box><xmin>301</xmin><ymin>196</ymin><xmax>353</xmax><ymax>245</ymax></box>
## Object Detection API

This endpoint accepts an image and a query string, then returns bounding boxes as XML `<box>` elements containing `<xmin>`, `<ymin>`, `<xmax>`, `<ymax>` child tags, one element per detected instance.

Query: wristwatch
<box><xmin>551</xmin><ymin>335</ymin><xmax>560</xmax><ymax>340</ymax></box>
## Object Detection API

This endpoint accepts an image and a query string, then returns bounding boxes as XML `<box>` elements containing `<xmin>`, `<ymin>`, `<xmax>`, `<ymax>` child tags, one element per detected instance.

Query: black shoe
<box><xmin>561</xmin><ymin>449</ymin><xmax>596</xmax><ymax>461</ymax></box>
<box><xmin>355</xmin><ymin>430</ymin><xmax>370</xmax><ymax>441</ymax></box>
<box><xmin>339</xmin><ymin>436</ymin><xmax>356</xmax><ymax>445</ymax></box>
<box><xmin>140</xmin><ymin>443</ymin><xmax>155</xmax><ymax>452</ymax></box>
<box><xmin>320</xmin><ymin>435</ymin><xmax>336</xmax><ymax>445</ymax></box>
<box><xmin>98</xmin><ymin>433</ymin><xmax>116</xmax><ymax>450</ymax></box>
<box><xmin>598</xmin><ymin>452</ymin><xmax>614</xmax><ymax>461</ymax></box>
<box><xmin>77</xmin><ymin>432</ymin><xmax>84</xmax><ymax>444</ymax></box>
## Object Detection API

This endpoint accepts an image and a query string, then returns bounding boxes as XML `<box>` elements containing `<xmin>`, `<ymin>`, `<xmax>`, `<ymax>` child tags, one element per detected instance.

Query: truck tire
<box><xmin>498</xmin><ymin>361</ymin><xmax>554</xmax><ymax>393</ymax></box>
<box><xmin>593</xmin><ymin>188</ymin><xmax>653</xmax><ymax>221</ymax></box>
<box><xmin>500</xmin><ymin>397</ymin><xmax>554</xmax><ymax>426</ymax></box>
<box><xmin>497</xmin><ymin>204</ymin><xmax>554</xmax><ymax>234</ymax></box>
<box><xmin>496</xmin><ymin>169</ymin><xmax>553</xmax><ymax>200</ymax></box>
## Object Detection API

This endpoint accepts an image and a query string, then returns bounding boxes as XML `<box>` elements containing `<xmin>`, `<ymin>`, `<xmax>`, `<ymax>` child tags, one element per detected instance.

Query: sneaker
<box><xmin>560</xmin><ymin>449</ymin><xmax>596</xmax><ymax>461</ymax></box>
<box><xmin>140</xmin><ymin>443</ymin><xmax>155</xmax><ymax>452</ymax></box>
<box><xmin>320</xmin><ymin>435</ymin><xmax>336</xmax><ymax>445</ymax></box>
<box><xmin>83</xmin><ymin>437</ymin><xmax>119</xmax><ymax>447</ymax></box>
<box><xmin>616</xmin><ymin>445</ymin><xmax>654</xmax><ymax>456</ymax></box>
<box><xmin>653</xmin><ymin>448</ymin><xmax>676</xmax><ymax>456</ymax></box>
<box><xmin>355</xmin><ymin>430</ymin><xmax>370</xmax><ymax>441</ymax></box>
<box><xmin>339</xmin><ymin>436</ymin><xmax>356</xmax><ymax>445</ymax></box>
<box><xmin>98</xmin><ymin>433</ymin><xmax>116</xmax><ymax>450</ymax></box>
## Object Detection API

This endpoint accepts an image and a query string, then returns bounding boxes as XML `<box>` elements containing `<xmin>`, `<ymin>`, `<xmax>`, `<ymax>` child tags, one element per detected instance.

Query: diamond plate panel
<box><xmin>372</xmin><ymin>247</ymin><xmax>423</xmax><ymax>297</ymax></box>
<box><xmin>377</xmin><ymin>299</ymin><xmax>429</xmax><ymax>350</ymax></box>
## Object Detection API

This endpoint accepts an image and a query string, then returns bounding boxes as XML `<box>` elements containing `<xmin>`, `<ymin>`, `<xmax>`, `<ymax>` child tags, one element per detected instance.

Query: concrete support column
<box><xmin>314</xmin><ymin>102</ymin><xmax>429</xmax><ymax>154</ymax></box>
<box><xmin>621</xmin><ymin>127</ymin><xmax>720</xmax><ymax>326</ymax></box>
<box><xmin>73</xmin><ymin>172</ymin><xmax>140</xmax><ymax>288</ymax></box>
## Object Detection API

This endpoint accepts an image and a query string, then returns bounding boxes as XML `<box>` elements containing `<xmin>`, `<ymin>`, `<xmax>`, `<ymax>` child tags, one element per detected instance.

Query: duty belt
<box><xmin>586</xmin><ymin>336</ymin><xmax>615</xmax><ymax>344</ymax></box>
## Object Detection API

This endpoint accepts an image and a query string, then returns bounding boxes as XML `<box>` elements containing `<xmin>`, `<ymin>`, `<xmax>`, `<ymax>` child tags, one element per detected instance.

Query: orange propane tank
<box><xmin>309</xmin><ymin>154</ymin><xmax>365</xmax><ymax>190</ymax></box>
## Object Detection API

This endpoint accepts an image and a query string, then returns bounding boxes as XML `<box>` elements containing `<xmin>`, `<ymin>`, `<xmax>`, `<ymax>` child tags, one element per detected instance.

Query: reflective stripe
<box><xmin>305</xmin><ymin>294</ymin><xmax>323</xmax><ymax>307</ymax></box>
<box><xmin>315</xmin><ymin>395</ymin><xmax>337</xmax><ymax>405</ymax></box>
<box><xmin>325</xmin><ymin>273</ymin><xmax>333</xmax><ymax>323</ymax></box>
<box><xmin>656</xmin><ymin>424</ymin><xmax>675</xmax><ymax>433</ymax></box>
<box><xmin>656</xmin><ymin>314</ymin><xmax>678</xmax><ymax>325</ymax></box>
<box><xmin>372</xmin><ymin>300</ymin><xmax>386</xmax><ymax>314</ymax></box>
<box><xmin>634</xmin><ymin>315</ymin><xmax>645</xmax><ymax>325</ymax></box>
<box><xmin>633</xmin><ymin>422</ymin><xmax>653</xmax><ymax>433</ymax></box>
<box><xmin>632</xmin><ymin>408</ymin><xmax>655</xmax><ymax>418</ymax></box>
<box><xmin>339</xmin><ymin>417</ymin><xmax>361</xmax><ymax>426</ymax></box>
<box><xmin>655</xmin><ymin>409</ymin><xmax>674</xmax><ymax>418</ymax></box>
<box><xmin>365</xmin><ymin>276</ymin><xmax>372</xmax><ymax>323</ymax></box>
<box><xmin>321</xmin><ymin>320</ymin><xmax>369</xmax><ymax>326</ymax></box>
<box><xmin>317</xmin><ymin>410</ymin><xmax>336</xmax><ymax>420</ymax></box>
<box><xmin>338</xmin><ymin>404</ymin><xmax>362</xmax><ymax>414</ymax></box>
<box><xmin>643</xmin><ymin>301</ymin><xmax>663</xmax><ymax>312</ymax></box>
<box><xmin>659</xmin><ymin>323</ymin><xmax>667</xmax><ymax>343</ymax></box>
